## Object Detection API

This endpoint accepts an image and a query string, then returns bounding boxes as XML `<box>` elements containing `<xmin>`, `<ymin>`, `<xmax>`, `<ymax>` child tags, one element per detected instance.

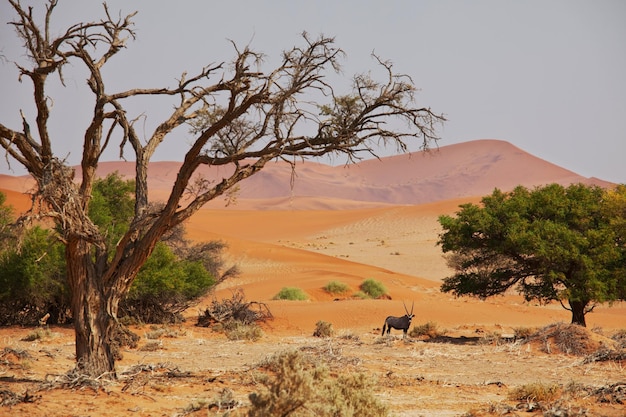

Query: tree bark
<box><xmin>66</xmin><ymin>238</ymin><xmax>117</xmax><ymax>378</ymax></box>
<box><xmin>568</xmin><ymin>299</ymin><xmax>588</xmax><ymax>327</ymax></box>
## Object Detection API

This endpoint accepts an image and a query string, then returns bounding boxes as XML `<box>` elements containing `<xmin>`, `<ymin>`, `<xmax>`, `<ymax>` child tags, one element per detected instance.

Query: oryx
<box><xmin>381</xmin><ymin>301</ymin><xmax>414</xmax><ymax>337</ymax></box>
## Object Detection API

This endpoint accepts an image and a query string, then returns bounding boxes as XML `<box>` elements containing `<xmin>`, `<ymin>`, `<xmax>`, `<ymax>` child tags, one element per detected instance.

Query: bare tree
<box><xmin>0</xmin><ymin>1</ymin><xmax>445</xmax><ymax>378</ymax></box>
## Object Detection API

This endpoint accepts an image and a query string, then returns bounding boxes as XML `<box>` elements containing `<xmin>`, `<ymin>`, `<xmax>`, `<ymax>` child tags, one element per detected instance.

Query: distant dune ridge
<box><xmin>2</xmin><ymin>139</ymin><xmax>625</xmax><ymax>334</ymax></box>
<box><xmin>0</xmin><ymin>140</ymin><xmax>612</xmax><ymax>210</ymax></box>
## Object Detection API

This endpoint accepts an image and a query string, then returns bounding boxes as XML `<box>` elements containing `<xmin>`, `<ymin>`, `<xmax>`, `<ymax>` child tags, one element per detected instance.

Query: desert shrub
<box><xmin>323</xmin><ymin>280</ymin><xmax>350</xmax><ymax>295</ymax></box>
<box><xmin>338</xmin><ymin>331</ymin><xmax>360</xmax><ymax>342</ymax></box>
<box><xmin>0</xmin><ymin>180</ymin><xmax>233</xmax><ymax>327</ymax></box>
<box><xmin>508</xmin><ymin>382</ymin><xmax>561</xmax><ymax>402</ymax></box>
<box><xmin>197</xmin><ymin>289</ymin><xmax>273</xmax><ymax>329</ymax></box>
<box><xmin>221</xmin><ymin>320</ymin><xmax>264</xmax><ymax>341</ymax></box>
<box><xmin>513</xmin><ymin>326</ymin><xmax>536</xmax><ymax>340</ymax></box>
<box><xmin>120</xmin><ymin>242</ymin><xmax>216</xmax><ymax>323</ymax></box>
<box><xmin>249</xmin><ymin>350</ymin><xmax>388</xmax><ymax>416</ymax></box>
<box><xmin>352</xmin><ymin>291</ymin><xmax>369</xmax><ymax>299</ymax></box>
<box><xmin>479</xmin><ymin>330</ymin><xmax>503</xmax><ymax>345</ymax></box>
<box><xmin>144</xmin><ymin>325</ymin><xmax>186</xmax><ymax>340</ymax></box>
<box><xmin>139</xmin><ymin>341</ymin><xmax>163</xmax><ymax>352</ymax></box>
<box><xmin>359</xmin><ymin>279</ymin><xmax>387</xmax><ymax>299</ymax></box>
<box><xmin>21</xmin><ymin>328</ymin><xmax>54</xmax><ymax>342</ymax></box>
<box><xmin>611</xmin><ymin>329</ymin><xmax>626</xmax><ymax>349</ymax></box>
<box><xmin>0</xmin><ymin>226</ymin><xmax>70</xmax><ymax>325</ymax></box>
<box><xmin>527</xmin><ymin>323</ymin><xmax>604</xmax><ymax>355</ymax></box>
<box><xmin>273</xmin><ymin>287</ymin><xmax>308</xmax><ymax>301</ymax></box>
<box><xmin>409</xmin><ymin>321</ymin><xmax>442</xmax><ymax>339</ymax></box>
<box><xmin>313</xmin><ymin>321</ymin><xmax>334</xmax><ymax>338</ymax></box>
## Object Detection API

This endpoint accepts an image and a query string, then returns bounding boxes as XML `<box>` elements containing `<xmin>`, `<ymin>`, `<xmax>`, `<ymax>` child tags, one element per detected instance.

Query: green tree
<box><xmin>88</xmin><ymin>172</ymin><xmax>135</xmax><ymax>250</ymax></box>
<box><xmin>0</xmin><ymin>193</ymin><xmax>14</xmax><ymax>249</ymax></box>
<box><xmin>438</xmin><ymin>183</ymin><xmax>626</xmax><ymax>326</ymax></box>
<box><xmin>88</xmin><ymin>173</ymin><xmax>223</xmax><ymax>322</ymax></box>
<box><xmin>1</xmin><ymin>2</ymin><xmax>444</xmax><ymax>378</ymax></box>
<box><xmin>122</xmin><ymin>241</ymin><xmax>215</xmax><ymax>322</ymax></box>
<box><xmin>0</xmin><ymin>225</ymin><xmax>68</xmax><ymax>325</ymax></box>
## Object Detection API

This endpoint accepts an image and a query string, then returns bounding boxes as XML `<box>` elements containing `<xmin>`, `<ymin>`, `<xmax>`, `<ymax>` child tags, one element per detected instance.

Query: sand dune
<box><xmin>1</xmin><ymin>139</ymin><xmax>612</xmax><ymax>210</ymax></box>
<box><xmin>1</xmin><ymin>139</ymin><xmax>623</xmax><ymax>335</ymax></box>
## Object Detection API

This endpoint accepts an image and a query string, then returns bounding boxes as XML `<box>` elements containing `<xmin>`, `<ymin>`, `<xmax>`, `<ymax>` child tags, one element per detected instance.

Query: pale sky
<box><xmin>1</xmin><ymin>1</ymin><xmax>625</xmax><ymax>183</ymax></box>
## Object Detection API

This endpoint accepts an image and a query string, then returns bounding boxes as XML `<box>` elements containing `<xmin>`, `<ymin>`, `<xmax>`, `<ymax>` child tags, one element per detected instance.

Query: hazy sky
<box><xmin>1</xmin><ymin>1</ymin><xmax>625</xmax><ymax>183</ymax></box>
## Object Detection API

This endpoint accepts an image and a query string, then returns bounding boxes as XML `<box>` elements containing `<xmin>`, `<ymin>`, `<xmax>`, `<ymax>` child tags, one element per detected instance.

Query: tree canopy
<box><xmin>438</xmin><ymin>183</ymin><xmax>626</xmax><ymax>326</ymax></box>
<box><xmin>0</xmin><ymin>1</ymin><xmax>445</xmax><ymax>378</ymax></box>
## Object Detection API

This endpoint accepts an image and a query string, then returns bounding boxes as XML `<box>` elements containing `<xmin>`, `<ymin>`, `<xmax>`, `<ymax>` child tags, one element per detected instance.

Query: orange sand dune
<box><xmin>1</xmin><ymin>139</ymin><xmax>623</xmax><ymax>336</ymax></box>
<box><xmin>2</xmin><ymin>139</ymin><xmax>613</xmax><ymax>210</ymax></box>
<box><xmin>184</xmin><ymin>199</ymin><xmax>626</xmax><ymax>335</ymax></box>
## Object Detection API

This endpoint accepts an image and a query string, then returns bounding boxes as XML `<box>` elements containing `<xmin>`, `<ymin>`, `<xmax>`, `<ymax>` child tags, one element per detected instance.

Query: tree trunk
<box><xmin>66</xmin><ymin>239</ymin><xmax>118</xmax><ymax>379</ymax></box>
<box><xmin>568</xmin><ymin>299</ymin><xmax>588</xmax><ymax>327</ymax></box>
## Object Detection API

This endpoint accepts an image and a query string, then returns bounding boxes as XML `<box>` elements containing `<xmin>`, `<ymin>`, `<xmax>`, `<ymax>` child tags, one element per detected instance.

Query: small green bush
<box><xmin>273</xmin><ymin>287</ymin><xmax>308</xmax><ymax>301</ymax></box>
<box><xmin>323</xmin><ymin>280</ymin><xmax>350</xmax><ymax>295</ymax></box>
<box><xmin>359</xmin><ymin>279</ymin><xmax>387</xmax><ymax>299</ymax></box>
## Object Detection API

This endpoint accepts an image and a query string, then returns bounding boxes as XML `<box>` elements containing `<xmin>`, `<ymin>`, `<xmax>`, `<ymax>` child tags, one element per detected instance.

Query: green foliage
<box><xmin>122</xmin><ymin>242</ymin><xmax>216</xmax><ymax>322</ymax></box>
<box><xmin>438</xmin><ymin>183</ymin><xmax>626</xmax><ymax>326</ymax></box>
<box><xmin>249</xmin><ymin>350</ymin><xmax>388</xmax><ymax>416</ymax></box>
<box><xmin>273</xmin><ymin>287</ymin><xmax>308</xmax><ymax>301</ymax></box>
<box><xmin>0</xmin><ymin>192</ymin><xmax>14</xmax><ymax>253</ymax></box>
<box><xmin>352</xmin><ymin>291</ymin><xmax>369</xmax><ymax>299</ymax></box>
<box><xmin>0</xmin><ymin>177</ymin><xmax>228</xmax><ymax>325</ymax></box>
<box><xmin>323</xmin><ymin>280</ymin><xmax>350</xmax><ymax>294</ymax></box>
<box><xmin>0</xmin><ymin>225</ymin><xmax>69</xmax><ymax>325</ymax></box>
<box><xmin>359</xmin><ymin>278</ymin><xmax>387</xmax><ymax>299</ymax></box>
<box><xmin>87</xmin><ymin>172</ymin><xmax>135</xmax><ymax>249</ymax></box>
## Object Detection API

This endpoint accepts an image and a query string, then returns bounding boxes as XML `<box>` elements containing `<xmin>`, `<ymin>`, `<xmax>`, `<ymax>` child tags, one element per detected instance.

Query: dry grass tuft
<box><xmin>409</xmin><ymin>321</ymin><xmax>444</xmax><ymax>339</ymax></box>
<box><xmin>248</xmin><ymin>349</ymin><xmax>387</xmax><ymax>416</ymax></box>
<box><xmin>508</xmin><ymin>382</ymin><xmax>561</xmax><ymax>402</ymax></box>
<box><xmin>313</xmin><ymin>320</ymin><xmax>334</xmax><ymax>338</ymax></box>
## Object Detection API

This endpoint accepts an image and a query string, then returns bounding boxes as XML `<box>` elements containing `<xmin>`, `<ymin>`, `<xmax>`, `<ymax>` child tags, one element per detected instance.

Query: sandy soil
<box><xmin>2</xmin><ymin>196</ymin><xmax>625</xmax><ymax>416</ymax></box>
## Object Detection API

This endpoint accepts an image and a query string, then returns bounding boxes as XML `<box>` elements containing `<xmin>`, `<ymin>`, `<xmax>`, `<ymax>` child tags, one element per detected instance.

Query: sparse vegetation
<box><xmin>144</xmin><ymin>325</ymin><xmax>186</xmax><ymax>340</ymax></box>
<box><xmin>273</xmin><ymin>287</ymin><xmax>309</xmax><ymax>301</ymax></box>
<box><xmin>20</xmin><ymin>328</ymin><xmax>54</xmax><ymax>342</ymax></box>
<box><xmin>197</xmin><ymin>289</ymin><xmax>273</xmax><ymax>328</ymax></box>
<box><xmin>248</xmin><ymin>350</ymin><xmax>388</xmax><ymax>416</ymax></box>
<box><xmin>409</xmin><ymin>321</ymin><xmax>443</xmax><ymax>339</ymax></box>
<box><xmin>611</xmin><ymin>329</ymin><xmax>626</xmax><ymax>349</ymax></box>
<box><xmin>508</xmin><ymin>382</ymin><xmax>561</xmax><ymax>402</ymax></box>
<box><xmin>221</xmin><ymin>320</ymin><xmax>264</xmax><ymax>341</ymax></box>
<box><xmin>323</xmin><ymin>280</ymin><xmax>350</xmax><ymax>295</ymax></box>
<box><xmin>526</xmin><ymin>323</ymin><xmax>607</xmax><ymax>355</ymax></box>
<box><xmin>139</xmin><ymin>341</ymin><xmax>163</xmax><ymax>352</ymax></box>
<box><xmin>313</xmin><ymin>321</ymin><xmax>334</xmax><ymax>338</ymax></box>
<box><xmin>359</xmin><ymin>279</ymin><xmax>387</xmax><ymax>299</ymax></box>
<box><xmin>513</xmin><ymin>326</ymin><xmax>536</xmax><ymax>340</ymax></box>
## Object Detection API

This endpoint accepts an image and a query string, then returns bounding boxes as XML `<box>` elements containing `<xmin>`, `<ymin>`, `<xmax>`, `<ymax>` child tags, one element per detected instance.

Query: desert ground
<box><xmin>1</xmin><ymin>141</ymin><xmax>625</xmax><ymax>416</ymax></box>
